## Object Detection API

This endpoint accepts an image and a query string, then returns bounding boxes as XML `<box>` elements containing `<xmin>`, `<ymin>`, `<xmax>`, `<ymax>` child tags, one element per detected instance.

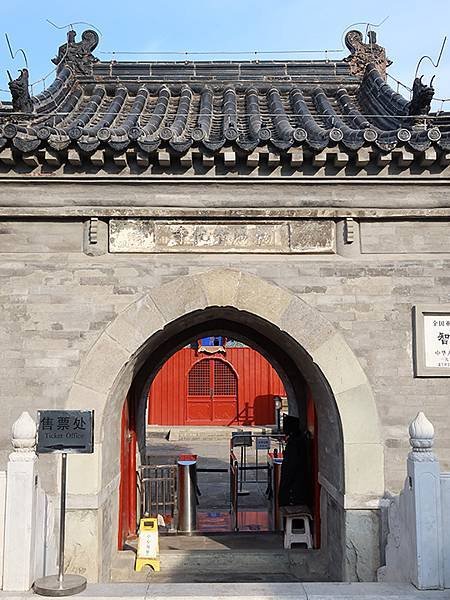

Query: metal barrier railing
<box><xmin>229</xmin><ymin>450</ymin><xmax>239</xmax><ymax>531</ymax></box>
<box><xmin>138</xmin><ymin>463</ymin><xmax>178</xmax><ymax>531</ymax></box>
<box><xmin>231</xmin><ymin>433</ymin><xmax>285</xmax><ymax>487</ymax></box>
<box><xmin>229</xmin><ymin>433</ymin><xmax>286</xmax><ymax>532</ymax></box>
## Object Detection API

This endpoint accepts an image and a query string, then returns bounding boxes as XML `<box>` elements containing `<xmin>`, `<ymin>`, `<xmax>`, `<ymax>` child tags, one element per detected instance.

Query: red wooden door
<box><xmin>118</xmin><ymin>395</ymin><xmax>137</xmax><ymax>549</ymax></box>
<box><xmin>186</xmin><ymin>358</ymin><xmax>238</xmax><ymax>425</ymax></box>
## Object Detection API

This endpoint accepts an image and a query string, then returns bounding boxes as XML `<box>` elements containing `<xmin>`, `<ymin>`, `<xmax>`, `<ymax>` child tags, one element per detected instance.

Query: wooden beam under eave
<box><xmin>246</xmin><ymin>152</ymin><xmax>259</xmax><ymax>168</ymax></box>
<box><xmin>267</xmin><ymin>153</ymin><xmax>279</xmax><ymax>167</ymax></box>
<box><xmin>420</xmin><ymin>147</ymin><xmax>437</xmax><ymax>167</ymax></box>
<box><xmin>136</xmin><ymin>151</ymin><xmax>149</xmax><ymax>168</ymax></box>
<box><xmin>392</xmin><ymin>148</ymin><xmax>414</xmax><ymax>168</ymax></box>
<box><xmin>44</xmin><ymin>149</ymin><xmax>61</xmax><ymax>167</ymax></box>
<box><xmin>223</xmin><ymin>151</ymin><xmax>236</xmax><ymax>168</ymax></box>
<box><xmin>0</xmin><ymin>148</ymin><xmax>15</xmax><ymax>166</ymax></box>
<box><xmin>113</xmin><ymin>153</ymin><xmax>127</xmax><ymax>168</ymax></box>
<box><xmin>440</xmin><ymin>152</ymin><xmax>450</xmax><ymax>167</ymax></box>
<box><xmin>180</xmin><ymin>150</ymin><xmax>192</xmax><ymax>168</ymax></box>
<box><xmin>312</xmin><ymin>150</ymin><xmax>327</xmax><ymax>167</ymax></box>
<box><xmin>90</xmin><ymin>150</ymin><xmax>105</xmax><ymax>167</ymax></box>
<box><xmin>376</xmin><ymin>152</ymin><xmax>392</xmax><ymax>167</ymax></box>
<box><xmin>355</xmin><ymin>147</ymin><xmax>370</xmax><ymax>167</ymax></box>
<box><xmin>68</xmin><ymin>149</ymin><xmax>82</xmax><ymax>166</ymax></box>
<box><xmin>288</xmin><ymin>148</ymin><xmax>303</xmax><ymax>167</ymax></box>
<box><xmin>157</xmin><ymin>151</ymin><xmax>171</xmax><ymax>167</ymax></box>
<box><xmin>22</xmin><ymin>153</ymin><xmax>40</xmax><ymax>168</ymax></box>
<box><xmin>201</xmin><ymin>154</ymin><xmax>214</xmax><ymax>169</ymax></box>
<box><xmin>331</xmin><ymin>150</ymin><xmax>349</xmax><ymax>168</ymax></box>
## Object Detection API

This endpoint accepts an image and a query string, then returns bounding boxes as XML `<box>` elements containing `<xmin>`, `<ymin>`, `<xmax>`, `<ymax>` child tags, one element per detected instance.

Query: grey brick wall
<box><xmin>0</xmin><ymin>218</ymin><xmax>449</xmax><ymax>494</ymax></box>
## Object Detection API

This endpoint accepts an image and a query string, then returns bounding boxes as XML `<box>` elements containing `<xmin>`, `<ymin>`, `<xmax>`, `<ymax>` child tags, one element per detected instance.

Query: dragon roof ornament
<box><xmin>8</xmin><ymin>68</ymin><xmax>33</xmax><ymax>114</ymax></box>
<box><xmin>344</xmin><ymin>30</ymin><xmax>392</xmax><ymax>79</ymax></box>
<box><xmin>408</xmin><ymin>76</ymin><xmax>435</xmax><ymax>128</ymax></box>
<box><xmin>52</xmin><ymin>29</ymin><xmax>99</xmax><ymax>75</ymax></box>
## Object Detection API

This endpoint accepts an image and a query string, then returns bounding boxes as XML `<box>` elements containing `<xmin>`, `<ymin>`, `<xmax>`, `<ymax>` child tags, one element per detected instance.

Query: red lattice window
<box><xmin>188</xmin><ymin>360</ymin><xmax>210</xmax><ymax>395</ymax></box>
<box><xmin>214</xmin><ymin>361</ymin><xmax>237</xmax><ymax>396</ymax></box>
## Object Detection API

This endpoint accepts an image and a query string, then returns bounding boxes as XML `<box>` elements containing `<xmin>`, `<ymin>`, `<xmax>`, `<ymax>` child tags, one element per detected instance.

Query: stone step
<box><xmin>146</xmin><ymin>425</ymin><xmax>273</xmax><ymax>442</ymax></box>
<box><xmin>111</xmin><ymin>547</ymin><xmax>325</xmax><ymax>583</ymax></box>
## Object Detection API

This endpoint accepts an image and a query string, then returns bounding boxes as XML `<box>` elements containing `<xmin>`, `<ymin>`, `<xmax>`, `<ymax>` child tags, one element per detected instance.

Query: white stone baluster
<box><xmin>2</xmin><ymin>412</ymin><xmax>38</xmax><ymax>591</ymax></box>
<box><xmin>407</xmin><ymin>412</ymin><xmax>443</xmax><ymax>590</ymax></box>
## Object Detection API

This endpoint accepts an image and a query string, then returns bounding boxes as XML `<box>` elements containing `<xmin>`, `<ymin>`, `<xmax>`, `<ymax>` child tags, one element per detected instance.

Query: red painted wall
<box><xmin>148</xmin><ymin>347</ymin><xmax>286</xmax><ymax>426</ymax></box>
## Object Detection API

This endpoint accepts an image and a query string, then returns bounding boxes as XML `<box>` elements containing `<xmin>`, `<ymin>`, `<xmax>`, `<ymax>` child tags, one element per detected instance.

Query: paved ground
<box><xmin>4</xmin><ymin>582</ymin><xmax>450</xmax><ymax>599</ymax></box>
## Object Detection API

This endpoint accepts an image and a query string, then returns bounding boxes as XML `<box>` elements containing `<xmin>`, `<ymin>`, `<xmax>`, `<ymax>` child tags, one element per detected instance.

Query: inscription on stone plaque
<box><xmin>423</xmin><ymin>315</ymin><xmax>450</xmax><ymax>369</ymax></box>
<box><xmin>290</xmin><ymin>221</ymin><xmax>335</xmax><ymax>253</ymax></box>
<box><xmin>109</xmin><ymin>220</ymin><xmax>335</xmax><ymax>254</ymax></box>
<box><xmin>413</xmin><ymin>305</ymin><xmax>450</xmax><ymax>377</ymax></box>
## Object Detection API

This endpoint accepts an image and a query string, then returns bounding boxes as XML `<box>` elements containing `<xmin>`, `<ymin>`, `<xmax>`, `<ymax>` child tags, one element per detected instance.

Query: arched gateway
<box><xmin>65</xmin><ymin>269</ymin><xmax>383</xmax><ymax>582</ymax></box>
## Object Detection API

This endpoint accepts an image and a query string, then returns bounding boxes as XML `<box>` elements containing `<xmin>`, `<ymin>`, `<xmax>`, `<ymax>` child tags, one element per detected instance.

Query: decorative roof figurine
<box><xmin>408</xmin><ymin>76</ymin><xmax>435</xmax><ymax>128</ymax></box>
<box><xmin>345</xmin><ymin>30</ymin><xmax>392</xmax><ymax>79</ymax></box>
<box><xmin>7</xmin><ymin>68</ymin><xmax>33</xmax><ymax>113</ymax></box>
<box><xmin>52</xmin><ymin>29</ymin><xmax>99</xmax><ymax>75</ymax></box>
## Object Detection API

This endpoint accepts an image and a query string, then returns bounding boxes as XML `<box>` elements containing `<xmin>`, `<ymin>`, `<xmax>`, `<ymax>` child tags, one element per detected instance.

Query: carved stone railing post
<box><xmin>2</xmin><ymin>412</ymin><xmax>39</xmax><ymax>591</ymax></box>
<box><xmin>407</xmin><ymin>412</ymin><xmax>443</xmax><ymax>589</ymax></box>
<box><xmin>0</xmin><ymin>469</ymin><xmax>5</xmax><ymax>589</ymax></box>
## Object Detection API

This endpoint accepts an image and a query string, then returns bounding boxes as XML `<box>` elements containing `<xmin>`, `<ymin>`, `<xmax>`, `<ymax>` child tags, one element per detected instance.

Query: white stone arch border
<box><xmin>67</xmin><ymin>268</ymin><xmax>383</xmax><ymax>504</ymax></box>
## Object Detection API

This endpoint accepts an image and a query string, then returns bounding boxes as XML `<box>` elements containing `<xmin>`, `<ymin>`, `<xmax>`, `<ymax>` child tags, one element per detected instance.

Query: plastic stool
<box><xmin>281</xmin><ymin>505</ymin><xmax>313</xmax><ymax>549</ymax></box>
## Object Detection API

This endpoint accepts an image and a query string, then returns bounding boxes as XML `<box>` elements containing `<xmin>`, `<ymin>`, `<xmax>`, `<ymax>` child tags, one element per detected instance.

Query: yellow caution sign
<box><xmin>135</xmin><ymin>517</ymin><xmax>160</xmax><ymax>572</ymax></box>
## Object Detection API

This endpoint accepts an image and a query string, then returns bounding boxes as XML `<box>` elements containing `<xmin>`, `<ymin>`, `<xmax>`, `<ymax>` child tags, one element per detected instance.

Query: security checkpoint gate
<box><xmin>230</xmin><ymin>432</ymin><xmax>285</xmax><ymax>485</ymax></box>
<box><xmin>138</xmin><ymin>434</ymin><xmax>286</xmax><ymax>536</ymax></box>
<box><xmin>229</xmin><ymin>432</ymin><xmax>285</xmax><ymax>532</ymax></box>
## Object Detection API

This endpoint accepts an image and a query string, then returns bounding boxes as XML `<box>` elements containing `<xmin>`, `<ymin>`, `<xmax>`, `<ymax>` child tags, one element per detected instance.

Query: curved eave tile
<box><xmin>271</xmin><ymin>138</ymin><xmax>293</xmax><ymax>151</ymax></box>
<box><xmin>236</xmin><ymin>139</ymin><xmax>259</xmax><ymax>153</ymax></box>
<box><xmin>202</xmin><ymin>139</ymin><xmax>226</xmax><ymax>152</ymax></box>
<box><xmin>437</xmin><ymin>131</ymin><xmax>450</xmax><ymax>151</ymax></box>
<box><xmin>12</xmin><ymin>136</ymin><xmax>41</xmax><ymax>153</ymax></box>
<box><xmin>408</xmin><ymin>130</ymin><xmax>431</xmax><ymax>152</ymax></box>
<box><xmin>48</xmin><ymin>132</ymin><xmax>71</xmax><ymax>151</ymax></box>
<box><xmin>137</xmin><ymin>138</ymin><xmax>161</xmax><ymax>153</ymax></box>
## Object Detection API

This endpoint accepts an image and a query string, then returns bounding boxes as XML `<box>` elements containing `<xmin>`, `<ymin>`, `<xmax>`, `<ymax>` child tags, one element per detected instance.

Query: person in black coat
<box><xmin>278</xmin><ymin>415</ymin><xmax>312</xmax><ymax>508</ymax></box>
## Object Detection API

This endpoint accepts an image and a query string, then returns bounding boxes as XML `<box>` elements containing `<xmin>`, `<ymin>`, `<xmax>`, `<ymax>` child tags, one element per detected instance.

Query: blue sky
<box><xmin>1</xmin><ymin>0</ymin><xmax>450</xmax><ymax>108</ymax></box>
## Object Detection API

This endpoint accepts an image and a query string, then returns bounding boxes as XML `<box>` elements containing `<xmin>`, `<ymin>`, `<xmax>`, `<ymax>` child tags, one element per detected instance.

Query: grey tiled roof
<box><xmin>0</xmin><ymin>29</ymin><xmax>446</xmax><ymax>172</ymax></box>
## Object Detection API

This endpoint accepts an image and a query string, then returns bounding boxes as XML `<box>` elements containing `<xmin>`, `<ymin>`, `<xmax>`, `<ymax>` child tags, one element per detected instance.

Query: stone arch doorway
<box><xmin>66</xmin><ymin>269</ymin><xmax>383</xmax><ymax>582</ymax></box>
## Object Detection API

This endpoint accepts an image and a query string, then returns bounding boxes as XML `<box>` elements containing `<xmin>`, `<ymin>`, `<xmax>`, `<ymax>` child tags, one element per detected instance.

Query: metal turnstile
<box><xmin>269</xmin><ymin>454</ymin><xmax>283</xmax><ymax>531</ymax></box>
<box><xmin>177</xmin><ymin>458</ymin><xmax>198</xmax><ymax>533</ymax></box>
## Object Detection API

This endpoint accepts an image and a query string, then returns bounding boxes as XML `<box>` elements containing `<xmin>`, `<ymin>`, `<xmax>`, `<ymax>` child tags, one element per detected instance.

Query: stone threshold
<box><xmin>2</xmin><ymin>582</ymin><xmax>450</xmax><ymax>599</ymax></box>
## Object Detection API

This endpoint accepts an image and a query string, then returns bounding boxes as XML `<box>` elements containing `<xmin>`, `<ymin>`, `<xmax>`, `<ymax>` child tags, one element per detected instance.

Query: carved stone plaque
<box><xmin>413</xmin><ymin>305</ymin><xmax>450</xmax><ymax>377</ymax></box>
<box><xmin>109</xmin><ymin>220</ymin><xmax>335</xmax><ymax>254</ymax></box>
<box><xmin>290</xmin><ymin>221</ymin><xmax>335</xmax><ymax>253</ymax></box>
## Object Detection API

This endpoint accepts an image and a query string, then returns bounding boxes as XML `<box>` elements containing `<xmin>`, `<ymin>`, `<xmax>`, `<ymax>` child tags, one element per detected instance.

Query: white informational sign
<box><xmin>138</xmin><ymin>530</ymin><xmax>158</xmax><ymax>559</ymax></box>
<box><xmin>256</xmin><ymin>436</ymin><xmax>270</xmax><ymax>450</ymax></box>
<box><xmin>414</xmin><ymin>306</ymin><xmax>450</xmax><ymax>377</ymax></box>
<box><xmin>423</xmin><ymin>314</ymin><xmax>450</xmax><ymax>369</ymax></box>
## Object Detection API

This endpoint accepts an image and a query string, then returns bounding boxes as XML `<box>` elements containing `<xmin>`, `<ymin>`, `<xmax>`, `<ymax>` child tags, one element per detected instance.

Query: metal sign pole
<box><xmin>58</xmin><ymin>453</ymin><xmax>67</xmax><ymax>585</ymax></box>
<box><xmin>34</xmin><ymin>452</ymin><xmax>87</xmax><ymax>596</ymax></box>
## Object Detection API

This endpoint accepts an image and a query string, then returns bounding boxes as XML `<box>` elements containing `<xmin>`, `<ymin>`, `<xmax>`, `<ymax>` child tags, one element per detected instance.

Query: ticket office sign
<box><xmin>37</xmin><ymin>410</ymin><xmax>94</xmax><ymax>454</ymax></box>
<box><xmin>414</xmin><ymin>305</ymin><xmax>450</xmax><ymax>377</ymax></box>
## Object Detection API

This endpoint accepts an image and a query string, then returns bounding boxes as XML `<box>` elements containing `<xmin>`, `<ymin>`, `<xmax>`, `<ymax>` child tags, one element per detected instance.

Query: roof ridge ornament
<box><xmin>7</xmin><ymin>68</ymin><xmax>33</xmax><ymax>113</ymax></box>
<box><xmin>408</xmin><ymin>76</ymin><xmax>435</xmax><ymax>129</ymax></box>
<box><xmin>344</xmin><ymin>30</ymin><xmax>392</xmax><ymax>80</ymax></box>
<box><xmin>52</xmin><ymin>29</ymin><xmax>99</xmax><ymax>75</ymax></box>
